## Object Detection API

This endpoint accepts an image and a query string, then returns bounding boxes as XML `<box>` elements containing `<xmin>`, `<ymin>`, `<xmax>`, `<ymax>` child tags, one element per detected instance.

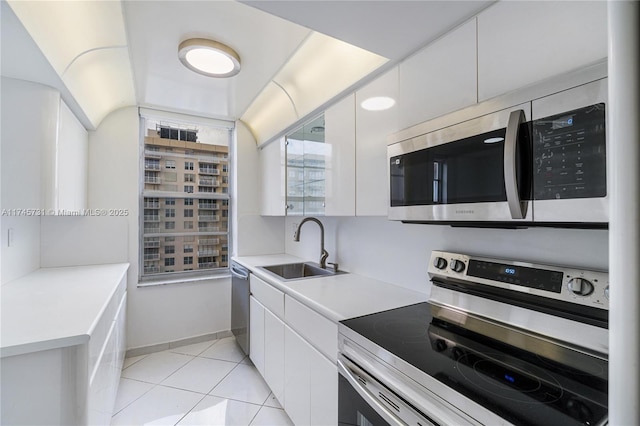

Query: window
<box><xmin>141</xmin><ymin>114</ymin><xmax>232</xmax><ymax>280</ymax></box>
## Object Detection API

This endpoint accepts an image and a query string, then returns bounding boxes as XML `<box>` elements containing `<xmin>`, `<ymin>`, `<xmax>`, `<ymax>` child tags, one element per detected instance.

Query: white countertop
<box><xmin>232</xmin><ymin>254</ymin><xmax>427</xmax><ymax>323</ymax></box>
<box><xmin>1</xmin><ymin>263</ymin><xmax>129</xmax><ymax>358</ymax></box>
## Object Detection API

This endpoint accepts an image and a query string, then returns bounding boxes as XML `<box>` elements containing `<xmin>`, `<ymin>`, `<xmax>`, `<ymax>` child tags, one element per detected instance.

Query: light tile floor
<box><xmin>112</xmin><ymin>337</ymin><xmax>293</xmax><ymax>426</ymax></box>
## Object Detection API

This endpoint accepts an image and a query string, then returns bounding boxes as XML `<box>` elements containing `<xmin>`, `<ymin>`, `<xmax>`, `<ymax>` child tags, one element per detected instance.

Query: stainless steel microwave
<box><xmin>387</xmin><ymin>78</ymin><xmax>608</xmax><ymax>227</ymax></box>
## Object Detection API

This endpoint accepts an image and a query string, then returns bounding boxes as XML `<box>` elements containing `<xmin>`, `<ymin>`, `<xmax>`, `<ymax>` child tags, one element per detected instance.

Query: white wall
<box><xmin>285</xmin><ymin>216</ymin><xmax>608</xmax><ymax>294</ymax></box>
<box><xmin>233</xmin><ymin>121</ymin><xmax>285</xmax><ymax>256</ymax></box>
<box><xmin>87</xmin><ymin>107</ymin><xmax>230</xmax><ymax>349</ymax></box>
<box><xmin>0</xmin><ymin>78</ymin><xmax>59</xmax><ymax>285</ymax></box>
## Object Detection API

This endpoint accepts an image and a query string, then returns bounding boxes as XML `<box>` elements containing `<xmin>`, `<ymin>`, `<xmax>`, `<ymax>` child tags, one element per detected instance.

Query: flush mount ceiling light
<box><xmin>360</xmin><ymin>96</ymin><xmax>396</xmax><ymax>111</ymax></box>
<box><xmin>178</xmin><ymin>38</ymin><xmax>241</xmax><ymax>78</ymax></box>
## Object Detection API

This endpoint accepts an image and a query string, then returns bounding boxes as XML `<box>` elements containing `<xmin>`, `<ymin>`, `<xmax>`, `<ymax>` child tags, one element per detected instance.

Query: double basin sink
<box><xmin>259</xmin><ymin>262</ymin><xmax>345</xmax><ymax>281</ymax></box>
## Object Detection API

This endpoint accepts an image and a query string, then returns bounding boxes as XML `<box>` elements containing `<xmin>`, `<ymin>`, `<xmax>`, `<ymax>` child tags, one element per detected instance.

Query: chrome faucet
<box><xmin>293</xmin><ymin>217</ymin><xmax>329</xmax><ymax>269</ymax></box>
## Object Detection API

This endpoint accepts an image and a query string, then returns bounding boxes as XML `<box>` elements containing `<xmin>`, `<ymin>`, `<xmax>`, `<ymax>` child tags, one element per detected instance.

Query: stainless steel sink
<box><xmin>258</xmin><ymin>262</ymin><xmax>344</xmax><ymax>281</ymax></box>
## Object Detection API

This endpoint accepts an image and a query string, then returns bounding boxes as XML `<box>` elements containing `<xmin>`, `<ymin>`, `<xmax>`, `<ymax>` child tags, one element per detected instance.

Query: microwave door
<box><xmin>388</xmin><ymin>103</ymin><xmax>533</xmax><ymax>223</ymax></box>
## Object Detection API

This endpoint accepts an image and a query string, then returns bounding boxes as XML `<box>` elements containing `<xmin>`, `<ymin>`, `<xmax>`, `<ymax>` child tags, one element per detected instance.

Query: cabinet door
<box><xmin>264</xmin><ymin>309</ymin><xmax>285</xmax><ymax>405</ymax></box>
<box><xmin>355</xmin><ymin>67</ymin><xmax>399</xmax><ymax>216</ymax></box>
<box><xmin>477</xmin><ymin>1</ymin><xmax>608</xmax><ymax>101</ymax></box>
<box><xmin>57</xmin><ymin>100</ymin><xmax>88</xmax><ymax>211</ymax></box>
<box><xmin>324</xmin><ymin>94</ymin><xmax>356</xmax><ymax>216</ymax></box>
<box><xmin>309</xmin><ymin>341</ymin><xmax>338</xmax><ymax>426</ymax></box>
<box><xmin>259</xmin><ymin>138</ymin><xmax>286</xmax><ymax>216</ymax></box>
<box><xmin>249</xmin><ymin>296</ymin><xmax>265</xmax><ymax>375</ymax></box>
<box><xmin>284</xmin><ymin>325</ymin><xmax>311</xmax><ymax>426</ymax></box>
<box><xmin>398</xmin><ymin>19</ymin><xmax>477</xmax><ymax>130</ymax></box>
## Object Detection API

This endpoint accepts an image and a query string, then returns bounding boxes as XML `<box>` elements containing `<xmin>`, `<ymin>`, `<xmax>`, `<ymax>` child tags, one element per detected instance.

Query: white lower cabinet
<box><xmin>249</xmin><ymin>287</ymin><xmax>285</xmax><ymax>405</ymax></box>
<box><xmin>249</xmin><ymin>296</ymin><xmax>266</xmax><ymax>375</ymax></box>
<box><xmin>264</xmin><ymin>309</ymin><xmax>285</xmax><ymax>404</ymax></box>
<box><xmin>0</xmin><ymin>267</ymin><xmax>127</xmax><ymax>425</ymax></box>
<box><xmin>284</xmin><ymin>325</ymin><xmax>338</xmax><ymax>426</ymax></box>
<box><xmin>249</xmin><ymin>275</ymin><xmax>338</xmax><ymax>424</ymax></box>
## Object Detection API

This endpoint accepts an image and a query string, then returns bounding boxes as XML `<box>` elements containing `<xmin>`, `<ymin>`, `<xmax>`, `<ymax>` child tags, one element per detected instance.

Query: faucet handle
<box><xmin>327</xmin><ymin>262</ymin><xmax>339</xmax><ymax>273</ymax></box>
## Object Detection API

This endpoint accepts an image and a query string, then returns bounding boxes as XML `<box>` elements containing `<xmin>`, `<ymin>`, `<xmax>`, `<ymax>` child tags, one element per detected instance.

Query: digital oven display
<box><xmin>468</xmin><ymin>260</ymin><xmax>564</xmax><ymax>293</ymax></box>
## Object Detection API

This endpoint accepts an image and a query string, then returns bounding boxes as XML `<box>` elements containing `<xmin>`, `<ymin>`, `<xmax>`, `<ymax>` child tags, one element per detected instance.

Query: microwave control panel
<box><xmin>532</xmin><ymin>103</ymin><xmax>607</xmax><ymax>200</ymax></box>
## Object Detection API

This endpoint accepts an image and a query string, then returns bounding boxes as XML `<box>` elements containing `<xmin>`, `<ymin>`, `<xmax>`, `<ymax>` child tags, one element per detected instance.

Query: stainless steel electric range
<box><xmin>338</xmin><ymin>251</ymin><xmax>609</xmax><ymax>426</ymax></box>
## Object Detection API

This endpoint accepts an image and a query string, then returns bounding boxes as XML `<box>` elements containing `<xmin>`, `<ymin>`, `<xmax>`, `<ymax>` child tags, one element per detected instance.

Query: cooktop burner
<box><xmin>340</xmin><ymin>302</ymin><xmax>608</xmax><ymax>426</ymax></box>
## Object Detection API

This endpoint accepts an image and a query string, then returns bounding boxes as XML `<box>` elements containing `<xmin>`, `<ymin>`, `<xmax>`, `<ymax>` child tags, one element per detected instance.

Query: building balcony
<box><xmin>144</xmin><ymin>239</ymin><xmax>160</xmax><ymax>248</ymax></box>
<box><xmin>198</xmin><ymin>178</ymin><xmax>219</xmax><ymax>186</ymax></box>
<box><xmin>144</xmin><ymin>201</ymin><xmax>160</xmax><ymax>208</ymax></box>
<box><xmin>198</xmin><ymin>215</ymin><xmax>219</xmax><ymax>222</ymax></box>
<box><xmin>199</xmin><ymin>238</ymin><xmax>220</xmax><ymax>245</ymax></box>
<box><xmin>145</xmin><ymin>163</ymin><xmax>161</xmax><ymax>170</ymax></box>
<box><xmin>144</xmin><ymin>225</ymin><xmax>161</xmax><ymax>233</ymax></box>
<box><xmin>143</xmin><ymin>215</ymin><xmax>160</xmax><ymax>222</ymax></box>
<box><xmin>199</xmin><ymin>167</ymin><xmax>220</xmax><ymax>175</ymax></box>
<box><xmin>144</xmin><ymin>253</ymin><xmax>160</xmax><ymax>261</ymax></box>
<box><xmin>144</xmin><ymin>150</ymin><xmax>162</xmax><ymax>159</ymax></box>
<box><xmin>197</xmin><ymin>249</ymin><xmax>219</xmax><ymax>257</ymax></box>
<box><xmin>145</xmin><ymin>176</ymin><xmax>161</xmax><ymax>184</ymax></box>
<box><xmin>198</xmin><ymin>262</ymin><xmax>219</xmax><ymax>269</ymax></box>
<box><xmin>198</xmin><ymin>203</ymin><xmax>217</xmax><ymax>210</ymax></box>
<box><xmin>198</xmin><ymin>226</ymin><xmax>219</xmax><ymax>232</ymax></box>
<box><xmin>144</xmin><ymin>266</ymin><xmax>160</xmax><ymax>274</ymax></box>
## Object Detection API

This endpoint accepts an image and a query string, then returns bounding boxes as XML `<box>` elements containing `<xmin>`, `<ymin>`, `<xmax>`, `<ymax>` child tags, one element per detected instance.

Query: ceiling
<box><xmin>2</xmin><ymin>0</ymin><xmax>494</xmax><ymax>130</ymax></box>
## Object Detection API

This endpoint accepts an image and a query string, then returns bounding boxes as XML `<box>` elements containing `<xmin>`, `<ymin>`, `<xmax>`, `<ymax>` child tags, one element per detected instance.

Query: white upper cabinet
<box><xmin>477</xmin><ymin>1</ymin><xmax>608</xmax><ymax>102</ymax></box>
<box><xmin>259</xmin><ymin>138</ymin><xmax>286</xmax><ymax>216</ymax></box>
<box><xmin>398</xmin><ymin>19</ymin><xmax>478</xmax><ymax>130</ymax></box>
<box><xmin>355</xmin><ymin>67</ymin><xmax>399</xmax><ymax>216</ymax></box>
<box><xmin>57</xmin><ymin>100</ymin><xmax>88</xmax><ymax>211</ymax></box>
<box><xmin>324</xmin><ymin>94</ymin><xmax>356</xmax><ymax>216</ymax></box>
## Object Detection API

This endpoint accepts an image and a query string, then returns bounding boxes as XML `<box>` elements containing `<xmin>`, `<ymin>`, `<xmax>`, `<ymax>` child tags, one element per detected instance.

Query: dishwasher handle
<box><xmin>230</xmin><ymin>262</ymin><xmax>249</xmax><ymax>280</ymax></box>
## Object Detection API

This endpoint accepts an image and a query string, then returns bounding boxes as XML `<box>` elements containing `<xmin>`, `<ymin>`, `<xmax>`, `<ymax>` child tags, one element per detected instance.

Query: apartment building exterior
<box><xmin>142</xmin><ymin>127</ymin><xmax>229</xmax><ymax>276</ymax></box>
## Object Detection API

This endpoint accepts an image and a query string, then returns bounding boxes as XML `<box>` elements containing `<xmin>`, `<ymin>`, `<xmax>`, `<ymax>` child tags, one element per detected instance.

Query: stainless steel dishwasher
<box><xmin>230</xmin><ymin>261</ymin><xmax>250</xmax><ymax>355</ymax></box>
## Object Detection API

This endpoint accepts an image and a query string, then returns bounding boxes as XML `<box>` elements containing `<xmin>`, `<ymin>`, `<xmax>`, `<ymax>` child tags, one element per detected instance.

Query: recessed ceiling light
<box><xmin>360</xmin><ymin>96</ymin><xmax>396</xmax><ymax>111</ymax></box>
<box><xmin>178</xmin><ymin>38</ymin><xmax>241</xmax><ymax>78</ymax></box>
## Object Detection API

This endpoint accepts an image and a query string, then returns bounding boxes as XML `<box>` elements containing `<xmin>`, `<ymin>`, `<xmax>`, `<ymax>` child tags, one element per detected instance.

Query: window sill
<box><xmin>137</xmin><ymin>272</ymin><xmax>230</xmax><ymax>288</ymax></box>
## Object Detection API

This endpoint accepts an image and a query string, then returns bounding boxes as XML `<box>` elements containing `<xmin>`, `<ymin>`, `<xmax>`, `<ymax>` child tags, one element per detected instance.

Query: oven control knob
<box><xmin>566</xmin><ymin>397</ymin><xmax>592</xmax><ymax>423</ymax></box>
<box><xmin>604</xmin><ymin>286</ymin><xmax>610</xmax><ymax>300</ymax></box>
<box><xmin>433</xmin><ymin>257</ymin><xmax>448</xmax><ymax>270</ymax></box>
<box><xmin>452</xmin><ymin>347</ymin><xmax>464</xmax><ymax>360</ymax></box>
<box><xmin>450</xmin><ymin>259</ymin><xmax>466</xmax><ymax>273</ymax></box>
<box><xmin>567</xmin><ymin>277</ymin><xmax>594</xmax><ymax>296</ymax></box>
<box><xmin>434</xmin><ymin>339</ymin><xmax>447</xmax><ymax>352</ymax></box>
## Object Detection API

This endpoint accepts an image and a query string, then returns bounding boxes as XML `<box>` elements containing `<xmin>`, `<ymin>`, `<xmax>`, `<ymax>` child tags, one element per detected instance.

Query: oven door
<box><xmin>388</xmin><ymin>103</ymin><xmax>532</xmax><ymax>224</ymax></box>
<box><xmin>338</xmin><ymin>356</ymin><xmax>438</xmax><ymax>426</ymax></box>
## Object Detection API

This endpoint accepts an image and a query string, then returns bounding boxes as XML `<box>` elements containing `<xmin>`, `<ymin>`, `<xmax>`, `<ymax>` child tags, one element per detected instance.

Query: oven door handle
<box><xmin>338</xmin><ymin>357</ymin><xmax>438</xmax><ymax>426</ymax></box>
<box><xmin>504</xmin><ymin>109</ymin><xmax>528</xmax><ymax>219</ymax></box>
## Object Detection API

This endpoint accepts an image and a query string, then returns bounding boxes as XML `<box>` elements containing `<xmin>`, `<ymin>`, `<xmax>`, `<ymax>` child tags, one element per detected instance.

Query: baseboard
<box><xmin>125</xmin><ymin>330</ymin><xmax>233</xmax><ymax>358</ymax></box>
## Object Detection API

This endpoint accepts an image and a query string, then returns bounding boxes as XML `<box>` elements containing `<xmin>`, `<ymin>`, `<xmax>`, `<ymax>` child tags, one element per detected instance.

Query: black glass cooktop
<box><xmin>340</xmin><ymin>302</ymin><xmax>608</xmax><ymax>426</ymax></box>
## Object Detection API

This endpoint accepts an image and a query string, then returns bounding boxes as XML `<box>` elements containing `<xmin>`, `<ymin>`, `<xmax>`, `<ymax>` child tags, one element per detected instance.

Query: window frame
<box><xmin>138</xmin><ymin>110</ymin><xmax>234</xmax><ymax>284</ymax></box>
